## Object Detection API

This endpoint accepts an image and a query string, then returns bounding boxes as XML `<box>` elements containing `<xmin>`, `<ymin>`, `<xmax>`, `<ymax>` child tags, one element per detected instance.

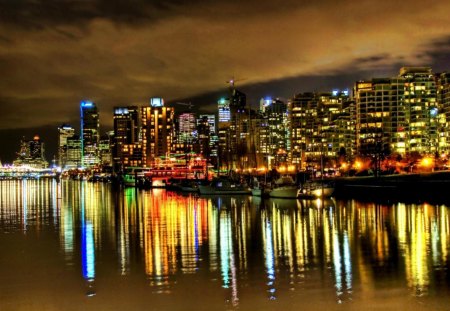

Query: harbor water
<box><xmin>0</xmin><ymin>179</ymin><xmax>449</xmax><ymax>310</ymax></box>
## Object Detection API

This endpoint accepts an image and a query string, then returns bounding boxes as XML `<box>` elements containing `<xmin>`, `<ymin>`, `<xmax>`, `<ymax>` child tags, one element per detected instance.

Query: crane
<box><xmin>226</xmin><ymin>76</ymin><xmax>247</xmax><ymax>89</ymax></box>
<box><xmin>176</xmin><ymin>102</ymin><xmax>194</xmax><ymax>111</ymax></box>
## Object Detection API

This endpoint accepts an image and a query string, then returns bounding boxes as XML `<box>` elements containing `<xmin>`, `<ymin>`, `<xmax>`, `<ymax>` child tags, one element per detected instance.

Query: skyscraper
<box><xmin>58</xmin><ymin>124</ymin><xmax>75</xmax><ymax>169</ymax></box>
<box><xmin>80</xmin><ymin>101</ymin><xmax>100</xmax><ymax>168</ymax></box>
<box><xmin>141</xmin><ymin>98</ymin><xmax>174</xmax><ymax>166</ymax></box>
<box><xmin>113</xmin><ymin>106</ymin><xmax>140</xmax><ymax>170</ymax></box>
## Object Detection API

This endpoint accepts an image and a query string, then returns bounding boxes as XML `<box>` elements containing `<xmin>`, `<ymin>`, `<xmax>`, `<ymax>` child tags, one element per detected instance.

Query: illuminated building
<box><xmin>289</xmin><ymin>91</ymin><xmax>352</xmax><ymax>170</ymax></box>
<box><xmin>141</xmin><ymin>98</ymin><xmax>174</xmax><ymax>166</ymax></box>
<box><xmin>80</xmin><ymin>101</ymin><xmax>100</xmax><ymax>168</ymax></box>
<box><xmin>113</xmin><ymin>106</ymin><xmax>140</xmax><ymax>170</ymax></box>
<box><xmin>218</xmin><ymin>98</ymin><xmax>231</xmax><ymax>170</ymax></box>
<box><xmin>218</xmin><ymin>89</ymin><xmax>252</xmax><ymax>170</ymax></box>
<box><xmin>196</xmin><ymin>114</ymin><xmax>218</xmax><ymax>165</ymax></box>
<box><xmin>436</xmin><ymin>72</ymin><xmax>450</xmax><ymax>154</ymax></box>
<box><xmin>257</xmin><ymin>98</ymin><xmax>288</xmax><ymax>168</ymax></box>
<box><xmin>99</xmin><ymin>132</ymin><xmax>113</xmax><ymax>166</ymax></box>
<box><xmin>13</xmin><ymin>135</ymin><xmax>49</xmax><ymax>168</ymax></box>
<box><xmin>66</xmin><ymin>135</ymin><xmax>82</xmax><ymax>168</ymax></box>
<box><xmin>58</xmin><ymin>124</ymin><xmax>75</xmax><ymax>169</ymax></box>
<box><xmin>354</xmin><ymin>67</ymin><xmax>437</xmax><ymax>156</ymax></box>
<box><xmin>174</xmin><ymin>112</ymin><xmax>197</xmax><ymax>154</ymax></box>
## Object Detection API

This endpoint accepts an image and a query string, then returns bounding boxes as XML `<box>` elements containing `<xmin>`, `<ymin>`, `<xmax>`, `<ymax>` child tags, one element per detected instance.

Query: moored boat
<box><xmin>198</xmin><ymin>176</ymin><xmax>251</xmax><ymax>195</ymax></box>
<box><xmin>298</xmin><ymin>180</ymin><xmax>335</xmax><ymax>199</ymax></box>
<box><xmin>268</xmin><ymin>176</ymin><xmax>299</xmax><ymax>199</ymax></box>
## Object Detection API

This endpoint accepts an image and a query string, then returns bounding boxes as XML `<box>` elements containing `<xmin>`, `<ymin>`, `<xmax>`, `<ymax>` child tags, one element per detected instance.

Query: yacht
<box><xmin>198</xmin><ymin>176</ymin><xmax>251</xmax><ymax>195</ymax></box>
<box><xmin>268</xmin><ymin>176</ymin><xmax>299</xmax><ymax>199</ymax></box>
<box><xmin>298</xmin><ymin>180</ymin><xmax>335</xmax><ymax>199</ymax></box>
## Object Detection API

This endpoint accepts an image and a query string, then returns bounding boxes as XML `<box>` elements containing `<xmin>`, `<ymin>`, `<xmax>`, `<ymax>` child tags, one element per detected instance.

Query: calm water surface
<box><xmin>0</xmin><ymin>179</ymin><xmax>449</xmax><ymax>311</ymax></box>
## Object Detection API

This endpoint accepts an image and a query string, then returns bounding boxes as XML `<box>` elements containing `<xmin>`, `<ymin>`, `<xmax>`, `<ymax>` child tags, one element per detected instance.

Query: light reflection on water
<box><xmin>1</xmin><ymin>179</ymin><xmax>450</xmax><ymax>310</ymax></box>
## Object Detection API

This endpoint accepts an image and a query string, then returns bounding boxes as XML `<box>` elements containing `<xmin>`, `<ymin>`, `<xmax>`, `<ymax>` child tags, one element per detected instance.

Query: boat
<box><xmin>198</xmin><ymin>176</ymin><xmax>251</xmax><ymax>195</ymax></box>
<box><xmin>250</xmin><ymin>177</ymin><xmax>269</xmax><ymax>197</ymax></box>
<box><xmin>298</xmin><ymin>180</ymin><xmax>335</xmax><ymax>198</ymax></box>
<box><xmin>268</xmin><ymin>176</ymin><xmax>299</xmax><ymax>199</ymax></box>
<box><xmin>179</xmin><ymin>179</ymin><xmax>200</xmax><ymax>193</ymax></box>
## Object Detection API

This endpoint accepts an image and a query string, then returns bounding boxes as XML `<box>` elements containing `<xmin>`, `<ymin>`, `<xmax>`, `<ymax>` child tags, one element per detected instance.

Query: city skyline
<box><xmin>1</xmin><ymin>0</ymin><xmax>450</xmax><ymax>162</ymax></box>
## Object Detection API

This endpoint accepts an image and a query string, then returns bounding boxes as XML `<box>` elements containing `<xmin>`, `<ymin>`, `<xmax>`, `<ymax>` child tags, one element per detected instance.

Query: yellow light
<box><xmin>354</xmin><ymin>161</ymin><xmax>362</xmax><ymax>170</ymax></box>
<box><xmin>420</xmin><ymin>157</ymin><xmax>433</xmax><ymax>167</ymax></box>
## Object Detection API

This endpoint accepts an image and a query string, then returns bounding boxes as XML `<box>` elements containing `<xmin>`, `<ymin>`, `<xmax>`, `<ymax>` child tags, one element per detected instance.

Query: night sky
<box><xmin>1</xmin><ymin>0</ymin><xmax>450</xmax><ymax>163</ymax></box>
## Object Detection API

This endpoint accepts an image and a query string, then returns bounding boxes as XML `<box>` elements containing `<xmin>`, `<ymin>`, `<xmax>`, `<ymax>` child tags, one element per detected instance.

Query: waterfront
<box><xmin>0</xmin><ymin>180</ymin><xmax>449</xmax><ymax>310</ymax></box>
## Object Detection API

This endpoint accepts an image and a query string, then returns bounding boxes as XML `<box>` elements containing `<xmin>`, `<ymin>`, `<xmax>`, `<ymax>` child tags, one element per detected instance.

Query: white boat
<box><xmin>251</xmin><ymin>178</ymin><xmax>269</xmax><ymax>197</ymax></box>
<box><xmin>198</xmin><ymin>177</ymin><xmax>251</xmax><ymax>195</ymax></box>
<box><xmin>298</xmin><ymin>180</ymin><xmax>335</xmax><ymax>198</ymax></box>
<box><xmin>268</xmin><ymin>176</ymin><xmax>299</xmax><ymax>199</ymax></box>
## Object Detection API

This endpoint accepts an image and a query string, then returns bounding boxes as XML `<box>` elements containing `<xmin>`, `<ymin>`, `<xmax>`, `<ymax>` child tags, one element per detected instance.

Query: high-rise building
<box><xmin>141</xmin><ymin>97</ymin><xmax>174</xmax><ymax>166</ymax></box>
<box><xmin>99</xmin><ymin>132</ymin><xmax>113</xmax><ymax>166</ymax></box>
<box><xmin>198</xmin><ymin>114</ymin><xmax>218</xmax><ymax>163</ymax></box>
<box><xmin>289</xmin><ymin>91</ymin><xmax>351</xmax><ymax>170</ymax></box>
<box><xmin>178</xmin><ymin>112</ymin><xmax>197</xmax><ymax>146</ymax></box>
<box><xmin>257</xmin><ymin>98</ymin><xmax>288</xmax><ymax>168</ymax></box>
<box><xmin>58</xmin><ymin>124</ymin><xmax>75</xmax><ymax>169</ymax></box>
<box><xmin>218</xmin><ymin>88</ymin><xmax>250</xmax><ymax>170</ymax></box>
<box><xmin>354</xmin><ymin>67</ymin><xmax>437</xmax><ymax>157</ymax></box>
<box><xmin>66</xmin><ymin>135</ymin><xmax>82</xmax><ymax>169</ymax></box>
<box><xmin>112</xmin><ymin>106</ymin><xmax>140</xmax><ymax>170</ymax></box>
<box><xmin>435</xmin><ymin>72</ymin><xmax>450</xmax><ymax>154</ymax></box>
<box><xmin>80</xmin><ymin>101</ymin><xmax>100</xmax><ymax>168</ymax></box>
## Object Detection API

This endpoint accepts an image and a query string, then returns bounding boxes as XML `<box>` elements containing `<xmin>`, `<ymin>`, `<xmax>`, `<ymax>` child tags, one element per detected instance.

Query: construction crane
<box><xmin>226</xmin><ymin>76</ymin><xmax>247</xmax><ymax>89</ymax></box>
<box><xmin>176</xmin><ymin>102</ymin><xmax>194</xmax><ymax>111</ymax></box>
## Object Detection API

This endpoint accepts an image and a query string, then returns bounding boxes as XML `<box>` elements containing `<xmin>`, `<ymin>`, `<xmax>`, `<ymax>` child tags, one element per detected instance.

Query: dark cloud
<box><xmin>0</xmin><ymin>0</ymin><xmax>450</xmax><ymax>162</ymax></box>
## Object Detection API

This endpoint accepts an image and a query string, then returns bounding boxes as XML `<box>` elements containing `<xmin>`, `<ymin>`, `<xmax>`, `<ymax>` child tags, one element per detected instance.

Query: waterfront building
<box><xmin>436</xmin><ymin>72</ymin><xmax>450</xmax><ymax>154</ymax></box>
<box><xmin>174</xmin><ymin>111</ymin><xmax>197</xmax><ymax>154</ymax></box>
<box><xmin>112</xmin><ymin>106</ymin><xmax>140</xmax><ymax>170</ymax></box>
<box><xmin>80</xmin><ymin>101</ymin><xmax>100</xmax><ymax>168</ymax></box>
<box><xmin>354</xmin><ymin>67</ymin><xmax>437</xmax><ymax>157</ymax></box>
<box><xmin>13</xmin><ymin>135</ymin><xmax>49</xmax><ymax>169</ymax></box>
<box><xmin>140</xmin><ymin>97</ymin><xmax>174</xmax><ymax>166</ymax></box>
<box><xmin>58</xmin><ymin>124</ymin><xmax>75</xmax><ymax>169</ymax></box>
<box><xmin>289</xmin><ymin>91</ymin><xmax>351</xmax><ymax>171</ymax></box>
<box><xmin>99</xmin><ymin>132</ymin><xmax>113</xmax><ymax>167</ymax></box>
<box><xmin>197</xmin><ymin>114</ymin><xmax>218</xmax><ymax>166</ymax></box>
<box><xmin>66</xmin><ymin>135</ymin><xmax>82</xmax><ymax>168</ymax></box>
<box><xmin>257</xmin><ymin>98</ymin><xmax>288</xmax><ymax>168</ymax></box>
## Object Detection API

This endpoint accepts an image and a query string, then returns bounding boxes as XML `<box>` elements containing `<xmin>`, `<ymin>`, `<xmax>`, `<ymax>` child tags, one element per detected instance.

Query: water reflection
<box><xmin>1</xmin><ymin>180</ymin><xmax>450</xmax><ymax>308</ymax></box>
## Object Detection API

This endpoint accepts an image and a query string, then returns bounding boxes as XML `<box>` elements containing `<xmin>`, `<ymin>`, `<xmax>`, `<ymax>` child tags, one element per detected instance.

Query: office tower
<box><xmin>58</xmin><ymin>124</ymin><xmax>75</xmax><ymax>169</ymax></box>
<box><xmin>80</xmin><ymin>101</ymin><xmax>100</xmax><ymax>168</ymax></box>
<box><xmin>198</xmin><ymin>114</ymin><xmax>218</xmax><ymax>163</ymax></box>
<box><xmin>218</xmin><ymin>98</ymin><xmax>231</xmax><ymax>123</ymax></box>
<box><xmin>218</xmin><ymin>88</ymin><xmax>250</xmax><ymax>170</ymax></box>
<box><xmin>141</xmin><ymin>97</ymin><xmax>174</xmax><ymax>166</ymax></box>
<box><xmin>178</xmin><ymin>111</ymin><xmax>197</xmax><ymax>147</ymax></box>
<box><xmin>66</xmin><ymin>135</ymin><xmax>82</xmax><ymax>169</ymax></box>
<box><xmin>113</xmin><ymin>106</ymin><xmax>140</xmax><ymax>169</ymax></box>
<box><xmin>354</xmin><ymin>67</ymin><xmax>437</xmax><ymax>157</ymax></box>
<box><xmin>99</xmin><ymin>132</ymin><xmax>113</xmax><ymax>166</ymax></box>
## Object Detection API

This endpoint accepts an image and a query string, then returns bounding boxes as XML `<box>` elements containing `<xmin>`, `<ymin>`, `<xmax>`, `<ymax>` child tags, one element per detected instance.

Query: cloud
<box><xmin>0</xmin><ymin>0</ymin><xmax>449</xmax><ymax>134</ymax></box>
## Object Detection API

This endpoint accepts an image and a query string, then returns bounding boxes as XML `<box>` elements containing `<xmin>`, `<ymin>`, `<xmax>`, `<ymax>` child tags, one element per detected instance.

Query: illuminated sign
<box><xmin>81</xmin><ymin>100</ymin><xmax>94</xmax><ymax>108</ymax></box>
<box><xmin>114</xmin><ymin>108</ymin><xmax>129</xmax><ymax>115</ymax></box>
<box><xmin>150</xmin><ymin>97</ymin><xmax>164</xmax><ymax>107</ymax></box>
<box><xmin>264</xmin><ymin>97</ymin><xmax>272</xmax><ymax>107</ymax></box>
